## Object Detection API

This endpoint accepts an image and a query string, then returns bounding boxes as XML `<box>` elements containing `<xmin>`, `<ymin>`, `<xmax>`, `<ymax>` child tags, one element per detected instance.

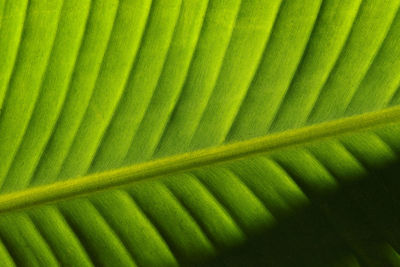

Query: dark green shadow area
<box><xmin>192</xmin><ymin>159</ymin><xmax>400</xmax><ymax>267</ymax></box>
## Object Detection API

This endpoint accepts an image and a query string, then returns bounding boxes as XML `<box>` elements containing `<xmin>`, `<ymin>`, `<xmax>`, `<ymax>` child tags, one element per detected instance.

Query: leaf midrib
<box><xmin>2</xmin><ymin>105</ymin><xmax>400</xmax><ymax>214</ymax></box>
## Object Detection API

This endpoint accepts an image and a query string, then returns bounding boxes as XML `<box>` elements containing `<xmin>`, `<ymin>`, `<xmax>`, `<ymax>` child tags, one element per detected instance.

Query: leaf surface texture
<box><xmin>1</xmin><ymin>0</ymin><xmax>400</xmax><ymax>266</ymax></box>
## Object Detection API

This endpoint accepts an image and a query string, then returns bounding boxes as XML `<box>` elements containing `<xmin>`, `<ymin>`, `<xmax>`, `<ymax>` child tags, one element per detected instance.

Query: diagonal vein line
<box><xmin>263</xmin><ymin>0</ymin><xmax>323</xmax><ymax>133</ymax></box>
<box><xmin>0</xmin><ymin>0</ymin><xmax>30</xmax><ymax>113</ymax></box>
<box><xmin>297</xmin><ymin>0</ymin><xmax>363</xmax><ymax>127</ymax></box>
<box><xmin>224</xmin><ymin>0</ymin><xmax>284</xmax><ymax>140</ymax></box>
<box><xmin>0</xmin><ymin>0</ymin><xmax>65</xmax><ymax>191</ymax></box>
<box><xmin>25</xmin><ymin>0</ymin><xmax>94</xmax><ymax>188</ymax></box>
<box><xmin>343</xmin><ymin>5</ymin><xmax>400</xmax><ymax>115</ymax></box>
<box><xmin>0</xmin><ymin>105</ymin><xmax>400</xmax><ymax>214</ymax></box>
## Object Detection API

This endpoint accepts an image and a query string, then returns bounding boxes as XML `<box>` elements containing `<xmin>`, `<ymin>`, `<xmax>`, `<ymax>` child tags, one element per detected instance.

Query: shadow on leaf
<box><xmin>192</xmin><ymin>159</ymin><xmax>400</xmax><ymax>267</ymax></box>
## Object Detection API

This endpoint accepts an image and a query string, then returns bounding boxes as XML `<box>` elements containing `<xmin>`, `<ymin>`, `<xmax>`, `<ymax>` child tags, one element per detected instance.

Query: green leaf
<box><xmin>1</xmin><ymin>0</ymin><xmax>400</xmax><ymax>266</ymax></box>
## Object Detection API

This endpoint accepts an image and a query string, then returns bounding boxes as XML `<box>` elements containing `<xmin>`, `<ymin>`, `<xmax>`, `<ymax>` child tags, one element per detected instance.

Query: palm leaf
<box><xmin>1</xmin><ymin>0</ymin><xmax>400</xmax><ymax>266</ymax></box>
